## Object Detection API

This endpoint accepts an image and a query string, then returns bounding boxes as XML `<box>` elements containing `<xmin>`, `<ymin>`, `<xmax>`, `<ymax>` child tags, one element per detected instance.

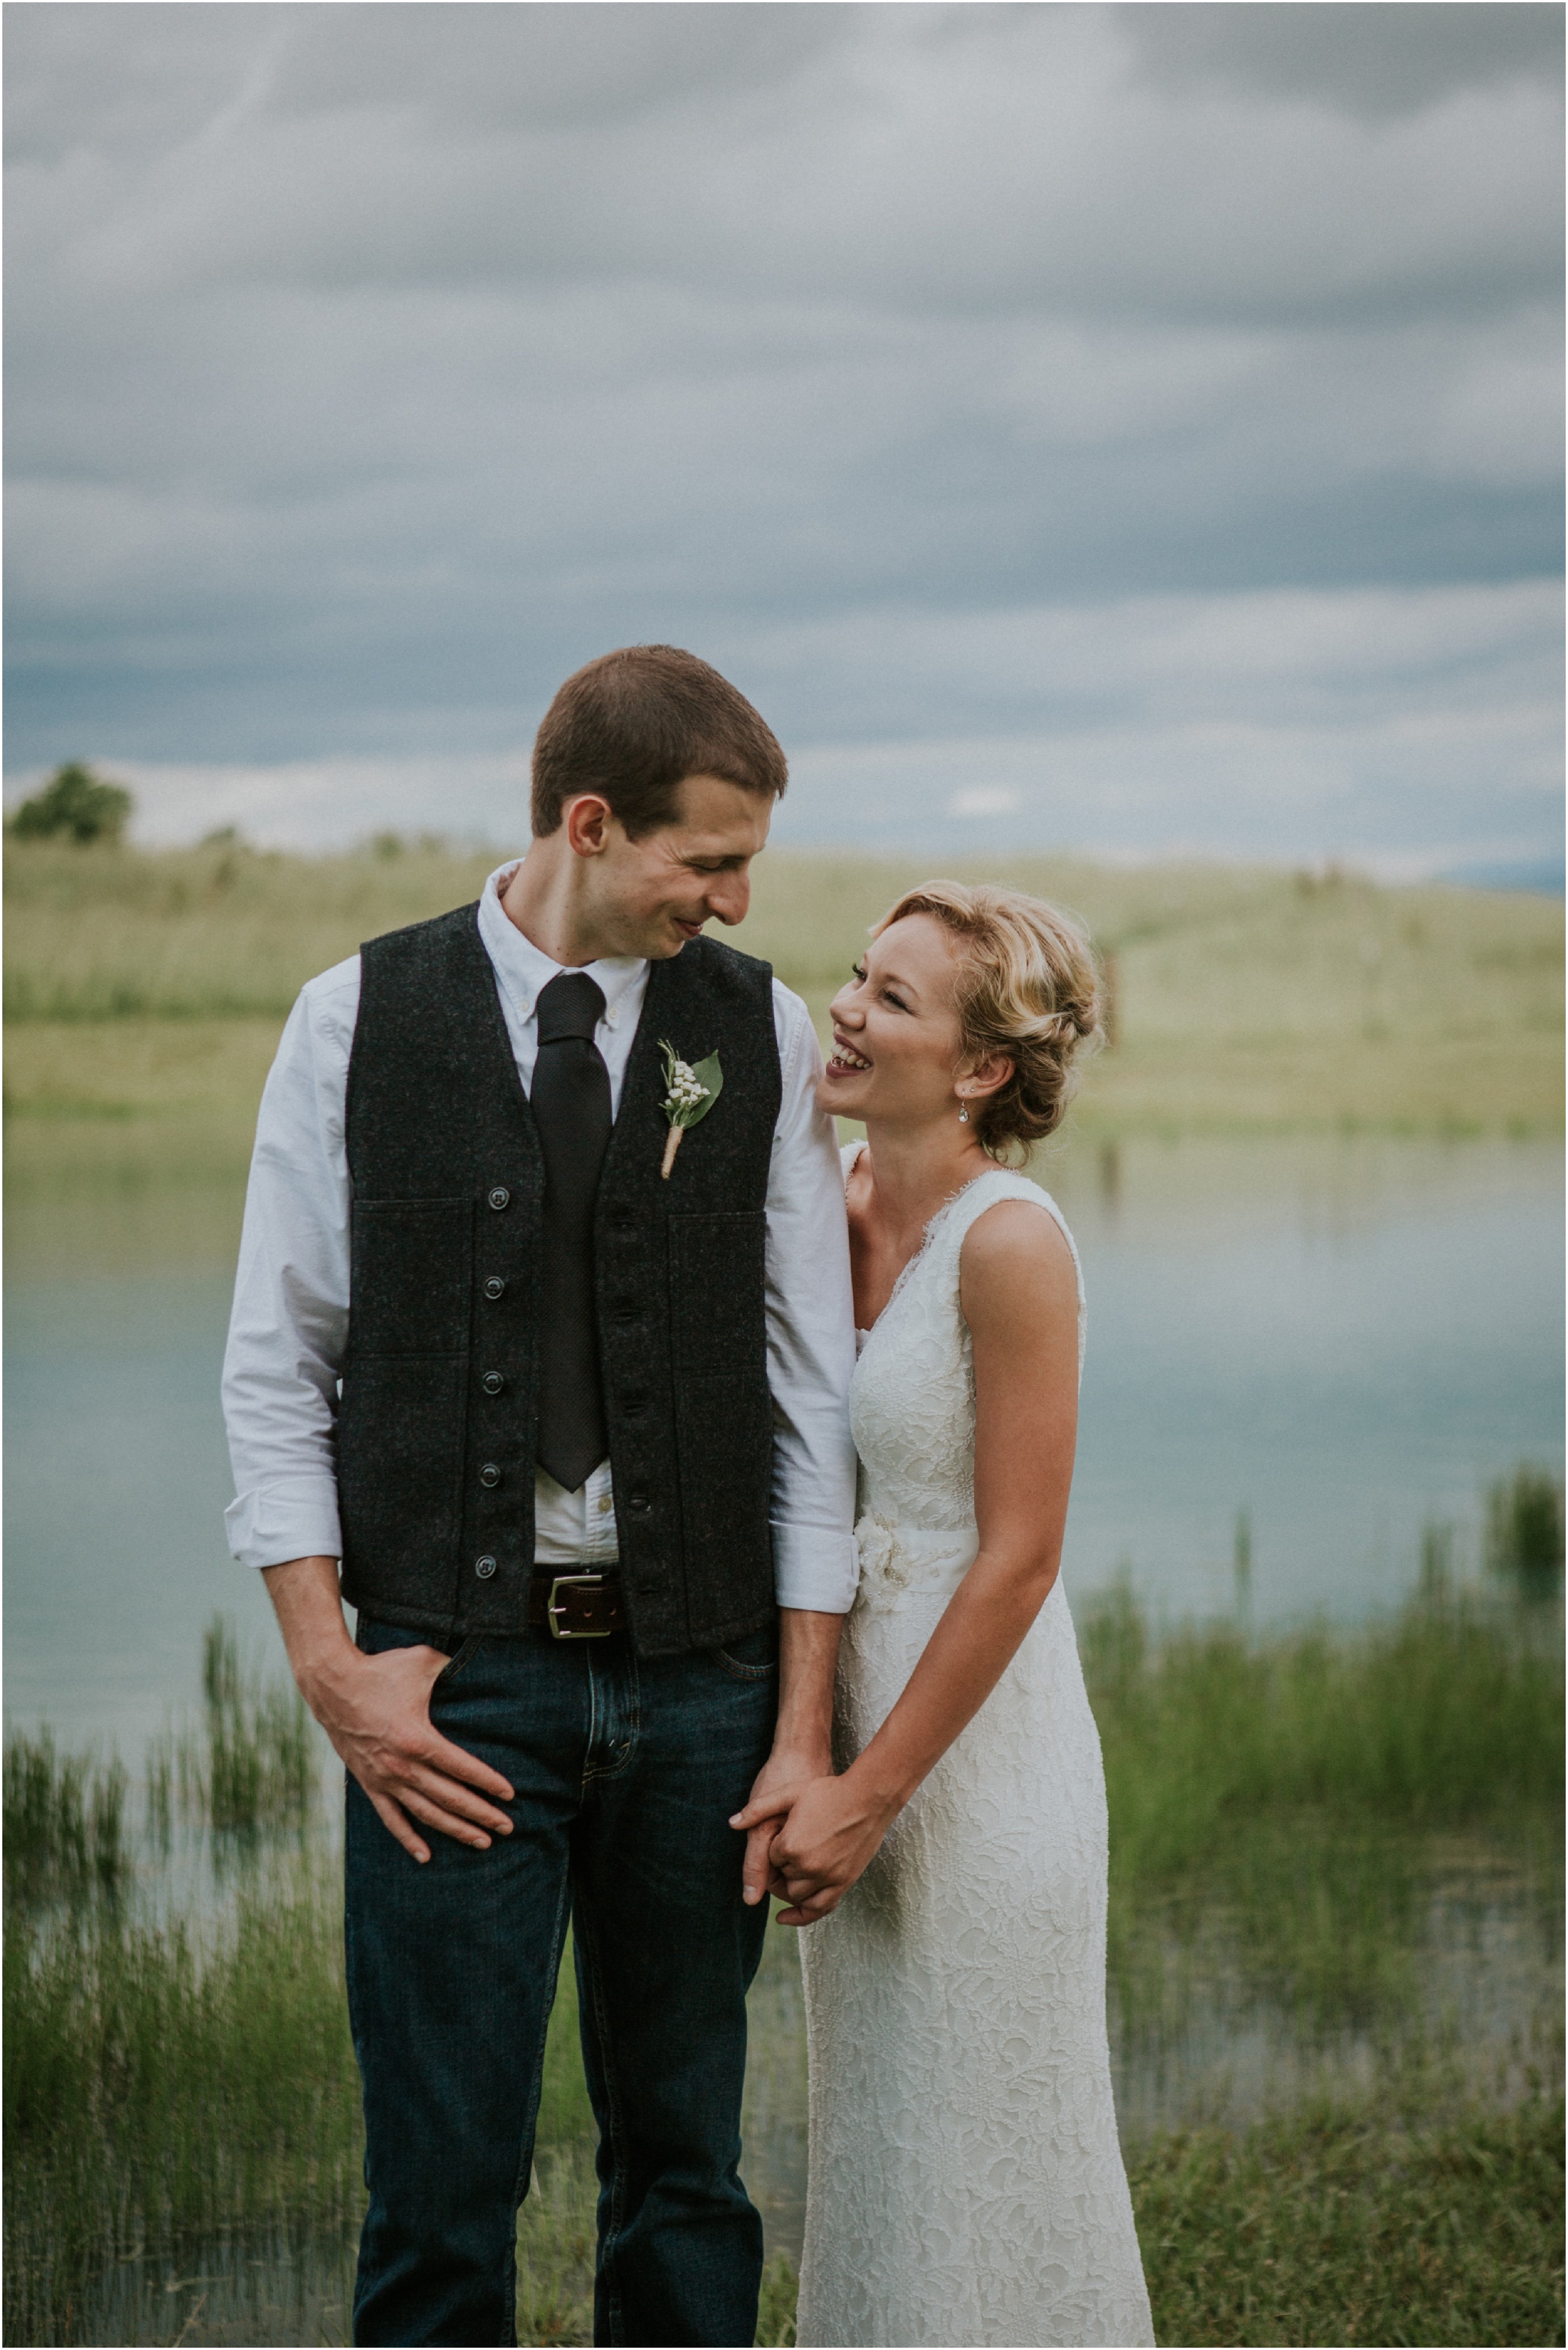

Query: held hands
<box><xmin>731</xmin><ymin>1767</ymin><xmax>897</xmax><ymax>1927</ymax></box>
<box><xmin>305</xmin><ymin>1642</ymin><xmax>515</xmax><ymax>1865</ymax></box>
<box><xmin>731</xmin><ymin>1743</ymin><xmax>831</xmax><ymax>1911</ymax></box>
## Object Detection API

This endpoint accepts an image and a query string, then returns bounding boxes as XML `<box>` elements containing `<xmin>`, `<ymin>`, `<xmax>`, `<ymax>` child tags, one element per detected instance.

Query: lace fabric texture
<box><xmin>796</xmin><ymin>1155</ymin><xmax>1153</xmax><ymax>2348</ymax></box>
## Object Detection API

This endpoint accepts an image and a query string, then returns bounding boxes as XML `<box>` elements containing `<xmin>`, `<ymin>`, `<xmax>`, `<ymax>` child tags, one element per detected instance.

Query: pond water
<box><xmin>5</xmin><ymin>1130</ymin><xmax>1560</xmax><ymax>1752</ymax></box>
<box><xmin>1052</xmin><ymin>1131</ymin><xmax>1563</xmax><ymax>1625</ymax></box>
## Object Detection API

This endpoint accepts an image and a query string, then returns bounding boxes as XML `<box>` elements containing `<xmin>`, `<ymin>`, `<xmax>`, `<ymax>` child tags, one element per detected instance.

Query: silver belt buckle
<box><xmin>547</xmin><ymin>1572</ymin><xmax>612</xmax><ymax>1640</ymax></box>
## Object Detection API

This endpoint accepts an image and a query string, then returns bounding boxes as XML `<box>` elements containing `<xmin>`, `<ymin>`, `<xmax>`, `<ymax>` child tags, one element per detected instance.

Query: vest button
<box><xmin>483</xmin><ymin>1276</ymin><xmax>506</xmax><ymax>1300</ymax></box>
<box><xmin>487</xmin><ymin>1187</ymin><xmax>511</xmax><ymax>1211</ymax></box>
<box><xmin>481</xmin><ymin>1371</ymin><xmax>505</xmax><ymax>1395</ymax></box>
<box><xmin>479</xmin><ymin>1463</ymin><xmax>501</xmax><ymax>1489</ymax></box>
<box><xmin>628</xmin><ymin>1493</ymin><xmax>652</xmax><ymax>1515</ymax></box>
<box><xmin>613</xmin><ymin>1305</ymin><xmax>638</xmax><ymax>1326</ymax></box>
<box><xmin>475</xmin><ymin>1555</ymin><xmax>497</xmax><ymax>1580</ymax></box>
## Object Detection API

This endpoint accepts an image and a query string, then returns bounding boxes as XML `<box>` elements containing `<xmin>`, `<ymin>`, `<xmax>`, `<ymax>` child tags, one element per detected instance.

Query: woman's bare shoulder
<box><xmin>959</xmin><ymin>1194</ymin><xmax>1078</xmax><ymax>1318</ymax></box>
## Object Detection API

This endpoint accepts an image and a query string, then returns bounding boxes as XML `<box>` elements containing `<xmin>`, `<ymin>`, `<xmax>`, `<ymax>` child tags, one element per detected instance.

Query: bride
<box><xmin>738</xmin><ymin>881</ymin><xmax>1152</xmax><ymax>2348</ymax></box>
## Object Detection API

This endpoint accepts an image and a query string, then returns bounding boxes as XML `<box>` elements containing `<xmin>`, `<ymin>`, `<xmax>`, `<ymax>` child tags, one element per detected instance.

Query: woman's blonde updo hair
<box><xmin>871</xmin><ymin>881</ymin><xmax>1102</xmax><ymax>1159</ymax></box>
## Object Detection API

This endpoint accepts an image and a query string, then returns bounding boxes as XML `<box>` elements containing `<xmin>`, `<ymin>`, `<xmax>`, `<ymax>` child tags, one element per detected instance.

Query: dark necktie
<box><xmin>531</xmin><ymin>971</ymin><xmax>612</xmax><ymax>1493</ymax></box>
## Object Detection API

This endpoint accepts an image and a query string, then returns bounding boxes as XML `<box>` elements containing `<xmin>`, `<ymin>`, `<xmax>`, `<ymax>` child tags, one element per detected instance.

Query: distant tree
<box><xmin>10</xmin><ymin>762</ymin><xmax>134</xmax><ymax>845</ymax></box>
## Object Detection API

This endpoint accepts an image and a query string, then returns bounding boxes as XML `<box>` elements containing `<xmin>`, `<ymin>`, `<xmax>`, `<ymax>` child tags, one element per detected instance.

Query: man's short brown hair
<box><xmin>531</xmin><ymin>646</ymin><xmax>789</xmax><ymax>840</ymax></box>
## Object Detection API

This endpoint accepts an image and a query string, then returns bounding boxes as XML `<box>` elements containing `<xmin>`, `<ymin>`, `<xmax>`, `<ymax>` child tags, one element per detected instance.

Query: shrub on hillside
<box><xmin>10</xmin><ymin>764</ymin><xmax>133</xmax><ymax>846</ymax></box>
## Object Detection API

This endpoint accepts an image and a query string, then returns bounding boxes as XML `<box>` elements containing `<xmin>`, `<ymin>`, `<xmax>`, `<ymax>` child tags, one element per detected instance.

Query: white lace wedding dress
<box><xmin>795</xmin><ymin>1152</ymin><xmax>1153</xmax><ymax>2349</ymax></box>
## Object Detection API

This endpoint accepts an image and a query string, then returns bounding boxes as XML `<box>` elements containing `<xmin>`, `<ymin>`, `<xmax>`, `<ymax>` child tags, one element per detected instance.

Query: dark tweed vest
<box><xmin>337</xmin><ymin>904</ymin><xmax>782</xmax><ymax>1656</ymax></box>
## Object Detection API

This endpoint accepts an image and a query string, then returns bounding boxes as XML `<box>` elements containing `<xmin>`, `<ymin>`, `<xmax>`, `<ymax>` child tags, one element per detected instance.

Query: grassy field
<box><xmin>5</xmin><ymin>1590</ymin><xmax>1560</xmax><ymax>2348</ymax></box>
<box><xmin>4</xmin><ymin>838</ymin><xmax>1561</xmax><ymax>1208</ymax></box>
<box><xmin>1132</xmin><ymin>2093</ymin><xmax>1563</xmax><ymax>2349</ymax></box>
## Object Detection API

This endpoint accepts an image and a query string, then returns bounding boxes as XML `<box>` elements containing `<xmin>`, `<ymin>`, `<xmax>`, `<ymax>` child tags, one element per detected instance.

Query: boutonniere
<box><xmin>658</xmin><ymin>1039</ymin><xmax>724</xmax><ymax>1178</ymax></box>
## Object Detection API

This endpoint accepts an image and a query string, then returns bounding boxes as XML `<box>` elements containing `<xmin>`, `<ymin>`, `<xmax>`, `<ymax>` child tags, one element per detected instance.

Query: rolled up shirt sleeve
<box><xmin>766</xmin><ymin>982</ymin><xmax>861</xmax><ymax>1613</ymax></box>
<box><xmin>221</xmin><ymin>959</ymin><xmax>361</xmax><ymax>1571</ymax></box>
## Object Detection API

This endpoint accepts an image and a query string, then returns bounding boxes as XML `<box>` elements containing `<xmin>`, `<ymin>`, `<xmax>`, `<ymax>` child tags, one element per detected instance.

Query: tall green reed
<box><xmin>1485</xmin><ymin>1463</ymin><xmax>1564</xmax><ymax>1604</ymax></box>
<box><xmin>5</xmin><ymin>1623</ymin><xmax>334</xmax><ymax>2335</ymax></box>
<box><xmin>3</xmin><ymin>1731</ymin><xmax>129</xmax><ymax>1903</ymax></box>
<box><xmin>4</xmin><ymin>1868</ymin><xmax>362</xmax><ymax>2341</ymax></box>
<box><xmin>9</xmin><ymin>1616</ymin><xmax>322</xmax><ymax>1873</ymax></box>
<box><xmin>1082</xmin><ymin>1581</ymin><xmax>1562</xmax><ymax>1883</ymax></box>
<box><xmin>142</xmin><ymin>1615</ymin><xmax>321</xmax><ymax>1845</ymax></box>
<box><xmin>5</xmin><ymin>1880</ymin><xmax>597</xmax><ymax>2343</ymax></box>
<box><xmin>198</xmin><ymin>1615</ymin><xmax>318</xmax><ymax>1831</ymax></box>
<box><xmin>1085</xmin><ymin>1582</ymin><xmax>1563</xmax><ymax>2041</ymax></box>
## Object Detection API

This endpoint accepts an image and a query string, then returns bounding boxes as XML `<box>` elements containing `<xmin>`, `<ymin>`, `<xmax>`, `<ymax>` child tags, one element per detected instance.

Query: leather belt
<box><xmin>528</xmin><ymin>1570</ymin><xmax>624</xmax><ymax>1641</ymax></box>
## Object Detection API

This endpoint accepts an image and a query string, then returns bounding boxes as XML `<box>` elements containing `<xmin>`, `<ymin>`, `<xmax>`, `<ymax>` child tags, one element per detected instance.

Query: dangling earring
<box><xmin>958</xmin><ymin>1100</ymin><xmax>969</xmax><ymax>1124</ymax></box>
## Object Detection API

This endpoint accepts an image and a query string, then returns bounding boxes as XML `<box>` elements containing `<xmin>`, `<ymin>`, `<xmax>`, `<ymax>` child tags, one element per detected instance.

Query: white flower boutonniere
<box><xmin>658</xmin><ymin>1039</ymin><xmax>724</xmax><ymax>1178</ymax></box>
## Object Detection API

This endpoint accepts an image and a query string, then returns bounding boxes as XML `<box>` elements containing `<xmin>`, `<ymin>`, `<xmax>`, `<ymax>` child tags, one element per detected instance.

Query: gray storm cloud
<box><xmin>5</xmin><ymin>2</ymin><xmax>1562</xmax><ymax>868</ymax></box>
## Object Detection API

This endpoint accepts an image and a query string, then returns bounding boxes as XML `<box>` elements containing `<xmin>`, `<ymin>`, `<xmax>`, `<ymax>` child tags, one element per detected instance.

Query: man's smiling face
<box><xmin>579</xmin><ymin>771</ymin><xmax>773</xmax><ymax>959</ymax></box>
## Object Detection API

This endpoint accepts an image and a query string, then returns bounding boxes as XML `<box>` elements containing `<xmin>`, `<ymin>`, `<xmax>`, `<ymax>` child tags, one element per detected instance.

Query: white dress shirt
<box><xmin>221</xmin><ymin>864</ymin><xmax>860</xmax><ymax>1613</ymax></box>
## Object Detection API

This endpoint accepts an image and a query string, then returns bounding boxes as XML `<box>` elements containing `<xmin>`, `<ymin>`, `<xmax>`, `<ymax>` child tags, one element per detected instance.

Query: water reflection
<box><xmin>1110</xmin><ymin>1838</ymin><xmax>1563</xmax><ymax>2140</ymax></box>
<box><xmin>76</xmin><ymin>2219</ymin><xmax>357</xmax><ymax>2350</ymax></box>
<box><xmin>1047</xmin><ymin>1131</ymin><xmax>1563</xmax><ymax>1628</ymax></box>
<box><xmin>6</xmin><ymin>1134</ymin><xmax>1561</xmax><ymax>1753</ymax></box>
<box><xmin>1096</xmin><ymin>1136</ymin><xmax>1122</xmax><ymax>1220</ymax></box>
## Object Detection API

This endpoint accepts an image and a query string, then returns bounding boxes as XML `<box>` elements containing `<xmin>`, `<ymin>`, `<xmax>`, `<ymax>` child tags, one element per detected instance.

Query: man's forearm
<box><xmin>732</xmin><ymin>1610</ymin><xmax>844</xmax><ymax>1903</ymax></box>
<box><xmin>262</xmin><ymin>1553</ymin><xmax>357</xmax><ymax>1708</ymax></box>
<box><xmin>773</xmin><ymin>1607</ymin><xmax>844</xmax><ymax>1764</ymax></box>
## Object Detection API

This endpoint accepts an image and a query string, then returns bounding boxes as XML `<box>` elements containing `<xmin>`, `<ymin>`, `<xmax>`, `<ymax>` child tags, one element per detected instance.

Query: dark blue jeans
<box><xmin>345</xmin><ymin>1615</ymin><xmax>778</xmax><ymax>2348</ymax></box>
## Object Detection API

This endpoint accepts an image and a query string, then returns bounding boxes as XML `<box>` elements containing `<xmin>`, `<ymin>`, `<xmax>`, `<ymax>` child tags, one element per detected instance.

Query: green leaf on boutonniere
<box><xmin>658</xmin><ymin>1041</ymin><xmax>724</xmax><ymax>1178</ymax></box>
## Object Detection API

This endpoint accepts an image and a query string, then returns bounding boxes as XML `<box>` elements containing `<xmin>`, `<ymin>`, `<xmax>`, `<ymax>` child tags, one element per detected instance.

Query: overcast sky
<box><xmin>6</xmin><ymin>2</ymin><xmax>1563</xmax><ymax>871</ymax></box>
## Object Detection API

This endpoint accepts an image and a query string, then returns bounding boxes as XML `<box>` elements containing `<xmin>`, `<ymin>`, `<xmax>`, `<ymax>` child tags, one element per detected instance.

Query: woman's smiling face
<box><xmin>821</xmin><ymin>912</ymin><xmax>975</xmax><ymax>1128</ymax></box>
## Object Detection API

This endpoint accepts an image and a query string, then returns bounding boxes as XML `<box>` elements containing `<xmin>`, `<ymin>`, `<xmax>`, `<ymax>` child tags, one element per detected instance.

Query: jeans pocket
<box><xmin>431</xmin><ymin>1636</ymin><xmax>484</xmax><ymax>1691</ymax></box>
<box><xmin>354</xmin><ymin>1614</ymin><xmax>434</xmax><ymax>1657</ymax></box>
<box><xmin>353</xmin><ymin>1618</ymin><xmax>482</xmax><ymax>1690</ymax></box>
<box><xmin>711</xmin><ymin>1624</ymin><xmax>779</xmax><ymax>1682</ymax></box>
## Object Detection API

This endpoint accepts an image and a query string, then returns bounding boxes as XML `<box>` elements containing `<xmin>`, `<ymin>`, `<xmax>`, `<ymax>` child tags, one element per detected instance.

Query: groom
<box><xmin>220</xmin><ymin>646</ymin><xmax>857</xmax><ymax>2348</ymax></box>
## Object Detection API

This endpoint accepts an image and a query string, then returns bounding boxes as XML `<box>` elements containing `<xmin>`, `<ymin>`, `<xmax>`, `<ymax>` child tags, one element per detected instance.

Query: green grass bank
<box><xmin>5</xmin><ymin>838</ymin><xmax>1560</xmax><ymax>1211</ymax></box>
